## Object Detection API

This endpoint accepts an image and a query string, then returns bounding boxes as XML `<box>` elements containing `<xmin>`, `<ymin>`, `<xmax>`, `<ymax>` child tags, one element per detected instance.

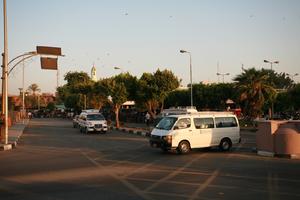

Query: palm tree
<box><xmin>27</xmin><ymin>83</ymin><xmax>41</xmax><ymax>109</ymax></box>
<box><xmin>27</xmin><ymin>83</ymin><xmax>41</xmax><ymax>96</ymax></box>
<box><xmin>234</xmin><ymin>68</ymin><xmax>277</xmax><ymax>119</ymax></box>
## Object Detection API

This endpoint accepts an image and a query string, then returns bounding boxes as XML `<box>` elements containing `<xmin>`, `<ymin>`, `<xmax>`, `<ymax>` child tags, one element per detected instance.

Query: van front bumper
<box><xmin>149</xmin><ymin>135</ymin><xmax>172</xmax><ymax>149</ymax></box>
<box><xmin>86</xmin><ymin>125</ymin><xmax>108</xmax><ymax>132</ymax></box>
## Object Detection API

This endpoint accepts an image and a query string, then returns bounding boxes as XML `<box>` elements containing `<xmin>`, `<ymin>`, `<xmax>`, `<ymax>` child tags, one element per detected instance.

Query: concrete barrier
<box><xmin>256</xmin><ymin>120</ymin><xmax>300</xmax><ymax>159</ymax></box>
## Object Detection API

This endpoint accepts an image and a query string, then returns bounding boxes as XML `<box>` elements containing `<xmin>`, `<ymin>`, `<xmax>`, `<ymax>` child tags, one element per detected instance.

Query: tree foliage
<box><xmin>233</xmin><ymin>68</ymin><xmax>276</xmax><ymax>119</ymax></box>
<box><xmin>27</xmin><ymin>83</ymin><xmax>41</xmax><ymax>96</ymax></box>
<box><xmin>165</xmin><ymin>83</ymin><xmax>236</xmax><ymax>110</ymax></box>
<box><xmin>135</xmin><ymin>69</ymin><xmax>180</xmax><ymax>118</ymax></box>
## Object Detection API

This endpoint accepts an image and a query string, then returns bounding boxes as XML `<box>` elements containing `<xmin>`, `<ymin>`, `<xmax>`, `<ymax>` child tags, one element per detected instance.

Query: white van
<box><xmin>78</xmin><ymin>112</ymin><xmax>108</xmax><ymax>134</ymax></box>
<box><xmin>149</xmin><ymin>112</ymin><xmax>240</xmax><ymax>153</ymax></box>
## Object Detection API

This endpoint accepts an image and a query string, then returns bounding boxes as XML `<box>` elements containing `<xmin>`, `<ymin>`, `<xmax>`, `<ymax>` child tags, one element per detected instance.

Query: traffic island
<box><xmin>256</xmin><ymin>120</ymin><xmax>300</xmax><ymax>159</ymax></box>
<box><xmin>110</xmin><ymin>125</ymin><xmax>151</xmax><ymax>137</ymax></box>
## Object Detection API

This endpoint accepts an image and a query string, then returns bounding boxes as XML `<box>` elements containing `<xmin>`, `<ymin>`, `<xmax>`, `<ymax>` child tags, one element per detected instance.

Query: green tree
<box><xmin>289</xmin><ymin>83</ymin><xmax>300</xmax><ymax>110</ymax></box>
<box><xmin>135</xmin><ymin>69</ymin><xmax>180</xmax><ymax>118</ymax></box>
<box><xmin>233</xmin><ymin>68</ymin><xmax>276</xmax><ymax>119</ymax></box>
<box><xmin>165</xmin><ymin>83</ymin><xmax>236</xmax><ymax>111</ymax></box>
<box><xmin>94</xmin><ymin>73</ymin><xmax>137</xmax><ymax>128</ymax></box>
<box><xmin>46</xmin><ymin>102</ymin><xmax>56</xmax><ymax>112</ymax></box>
<box><xmin>57</xmin><ymin>71</ymin><xmax>95</xmax><ymax>111</ymax></box>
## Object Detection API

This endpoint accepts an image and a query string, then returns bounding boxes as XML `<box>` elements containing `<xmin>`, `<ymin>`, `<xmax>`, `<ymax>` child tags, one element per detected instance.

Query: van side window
<box><xmin>174</xmin><ymin>118</ymin><xmax>191</xmax><ymax>129</ymax></box>
<box><xmin>215</xmin><ymin>117</ymin><xmax>237</xmax><ymax>128</ymax></box>
<box><xmin>194</xmin><ymin>118</ymin><xmax>214</xmax><ymax>129</ymax></box>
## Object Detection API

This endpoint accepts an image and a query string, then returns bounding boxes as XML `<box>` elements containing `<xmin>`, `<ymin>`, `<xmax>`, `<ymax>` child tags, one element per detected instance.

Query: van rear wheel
<box><xmin>177</xmin><ymin>141</ymin><xmax>190</xmax><ymax>154</ymax></box>
<box><xmin>219</xmin><ymin>138</ymin><xmax>232</xmax><ymax>151</ymax></box>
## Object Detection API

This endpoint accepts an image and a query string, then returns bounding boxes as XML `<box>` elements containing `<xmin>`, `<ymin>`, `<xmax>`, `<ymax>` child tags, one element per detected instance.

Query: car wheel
<box><xmin>219</xmin><ymin>138</ymin><xmax>232</xmax><ymax>151</ymax></box>
<box><xmin>177</xmin><ymin>141</ymin><xmax>190</xmax><ymax>154</ymax></box>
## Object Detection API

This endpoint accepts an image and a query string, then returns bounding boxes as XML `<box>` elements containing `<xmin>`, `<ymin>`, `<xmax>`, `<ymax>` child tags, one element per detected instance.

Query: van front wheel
<box><xmin>177</xmin><ymin>141</ymin><xmax>190</xmax><ymax>154</ymax></box>
<box><xmin>219</xmin><ymin>138</ymin><xmax>232</xmax><ymax>151</ymax></box>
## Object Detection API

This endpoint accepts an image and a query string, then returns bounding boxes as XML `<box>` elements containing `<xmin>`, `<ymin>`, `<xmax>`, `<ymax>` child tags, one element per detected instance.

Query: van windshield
<box><xmin>156</xmin><ymin>117</ymin><xmax>177</xmax><ymax>130</ymax></box>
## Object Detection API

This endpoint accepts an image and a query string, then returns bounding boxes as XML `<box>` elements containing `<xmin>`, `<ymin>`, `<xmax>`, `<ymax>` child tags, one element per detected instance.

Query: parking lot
<box><xmin>0</xmin><ymin>118</ymin><xmax>300</xmax><ymax>200</ymax></box>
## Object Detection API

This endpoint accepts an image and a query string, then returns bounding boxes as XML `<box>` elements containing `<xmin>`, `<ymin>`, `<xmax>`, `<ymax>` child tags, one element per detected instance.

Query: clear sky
<box><xmin>1</xmin><ymin>0</ymin><xmax>300</xmax><ymax>95</ymax></box>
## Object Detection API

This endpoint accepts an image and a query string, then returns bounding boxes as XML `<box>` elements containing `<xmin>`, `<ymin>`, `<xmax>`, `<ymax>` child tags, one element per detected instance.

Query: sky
<box><xmin>0</xmin><ymin>0</ymin><xmax>300</xmax><ymax>95</ymax></box>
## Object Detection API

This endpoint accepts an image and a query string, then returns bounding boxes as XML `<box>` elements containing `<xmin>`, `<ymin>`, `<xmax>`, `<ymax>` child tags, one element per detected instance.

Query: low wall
<box><xmin>256</xmin><ymin>120</ymin><xmax>300</xmax><ymax>158</ymax></box>
<box><xmin>0</xmin><ymin>111</ymin><xmax>23</xmax><ymax>143</ymax></box>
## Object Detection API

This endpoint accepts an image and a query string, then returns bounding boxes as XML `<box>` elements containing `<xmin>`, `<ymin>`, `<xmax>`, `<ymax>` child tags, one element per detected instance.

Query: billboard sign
<box><xmin>40</xmin><ymin>57</ymin><xmax>58</xmax><ymax>70</ymax></box>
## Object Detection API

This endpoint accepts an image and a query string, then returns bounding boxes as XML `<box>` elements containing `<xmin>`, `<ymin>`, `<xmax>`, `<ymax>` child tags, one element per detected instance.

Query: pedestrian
<box><xmin>145</xmin><ymin>112</ymin><xmax>150</xmax><ymax>126</ymax></box>
<box><xmin>27</xmin><ymin>111</ymin><xmax>32</xmax><ymax>119</ymax></box>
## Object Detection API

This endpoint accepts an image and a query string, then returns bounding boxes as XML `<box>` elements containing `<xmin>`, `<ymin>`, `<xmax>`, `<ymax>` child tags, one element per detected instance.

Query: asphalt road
<box><xmin>0</xmin><ymin>118</ymin><xmax>300</xmax><ymax>200</ymax></box>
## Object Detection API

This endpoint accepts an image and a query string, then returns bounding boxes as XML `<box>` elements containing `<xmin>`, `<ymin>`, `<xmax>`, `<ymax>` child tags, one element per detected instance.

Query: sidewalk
<box><xmin>0</xmin><ymin>119</ymin><xmax>29</xmax><ymax>151</ymax></box>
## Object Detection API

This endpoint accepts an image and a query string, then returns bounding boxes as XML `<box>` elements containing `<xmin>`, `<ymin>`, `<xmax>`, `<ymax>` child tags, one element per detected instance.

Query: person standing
<box><xmin>145</xmin><ymin>112</ymin><xmax>151</xmax><ymax>126</ymax></box>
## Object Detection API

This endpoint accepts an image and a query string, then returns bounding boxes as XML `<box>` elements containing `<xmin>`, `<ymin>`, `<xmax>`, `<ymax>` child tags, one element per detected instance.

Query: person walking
<box><xmin>145</xmin><ymin>112</ymin><xmax>151</xmax><ymax>126</ymax></box>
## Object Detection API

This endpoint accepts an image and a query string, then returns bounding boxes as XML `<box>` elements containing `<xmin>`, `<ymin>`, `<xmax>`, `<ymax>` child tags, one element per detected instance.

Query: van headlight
<box><xmin>163</xmin><ymin>135</ymin><xmax>172</xmax><ymax>144</ymax></box>
<box><xmin>87</xmin><ymin>122</ymin><xmax>93</xmax><ymax>126</ymax></box>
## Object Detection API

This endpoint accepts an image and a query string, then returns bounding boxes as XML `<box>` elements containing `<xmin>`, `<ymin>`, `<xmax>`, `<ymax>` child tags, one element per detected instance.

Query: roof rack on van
<box><xmin>195</xmin><ymin>111</ymin><xmax>234</xmax><ymax>115</ymax></box>
<box><xmin>161</xmin><ymin>107</ymin><xmax>198</xmax><ymax>116</ymax></box>
<box><xmin>81</xmin><ymin>109</ymin><xmax>100</xmax><ymax>113</ymax></box>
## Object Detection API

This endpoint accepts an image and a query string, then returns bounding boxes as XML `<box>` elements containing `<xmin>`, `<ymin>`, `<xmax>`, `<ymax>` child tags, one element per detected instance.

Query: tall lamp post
<box><xmin>264</xmin><ymin>60</ymin><xmax>279</xmax><ymax>70</ymax></box>
<box><xmin>180</xmin><ymin>50</ymin><xmax>193</xmax><ymax>107</ymax></box>
<box><xmin>216</xmin><ymin>72</ymin><xmax>230</xmax><ymax>83</ymax></box>
<box><xmin>1</xmin><ymin>0</ymin><xmax>9</xmax><ymax>146</ymax></box>
<box><xmin>263</xmin><ymin>59</ymin><xmax>279</xmax><ymax>119</ymax></box>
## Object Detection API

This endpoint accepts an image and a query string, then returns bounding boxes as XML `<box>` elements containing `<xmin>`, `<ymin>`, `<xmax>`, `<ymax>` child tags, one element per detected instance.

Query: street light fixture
<box><xmin>287</xmin><ymin>73</ymin><xmax>299</xmax><ymax>83</ymax></box>
<box><xmin>264</xmin><ymin>60</ymin><xmax>279</xmax><ymax>70</ymax></box>
<box><xmin>216</xmin><ymin>72</ymin><xmax>230</xmax><ymax>83</ymax></box>
<box><xmin>114</xmin><ymin>66</ymin><xmax>125</xmax><ymax>73</ymax></box>
<box><xmin>180</xmin><ymin>49</ymin><xmax>193</xmax><ymax>107</ymax></box>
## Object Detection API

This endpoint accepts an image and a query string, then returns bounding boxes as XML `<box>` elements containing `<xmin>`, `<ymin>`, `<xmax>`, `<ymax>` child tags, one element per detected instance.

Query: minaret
<box><xmin>91</xmin><ymin>64</ymin><xmax>97</xmax><ymax>82</ymax></box>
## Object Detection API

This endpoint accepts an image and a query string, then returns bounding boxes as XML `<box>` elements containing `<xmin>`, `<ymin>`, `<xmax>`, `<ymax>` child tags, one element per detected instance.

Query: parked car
<box><xmin>150</xmin><ymin>111</ymin><xmax>240</xmax><ymax>153</ymax></box>
<box><xmin>78</xmin><ymin>112</ymin><xmax>108</xmax><ymax>134</ymax></box>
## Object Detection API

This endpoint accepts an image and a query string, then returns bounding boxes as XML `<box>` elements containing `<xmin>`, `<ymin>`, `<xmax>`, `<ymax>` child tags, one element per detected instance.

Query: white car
<box><xmin>78</xmin><ymin>112</ymin><xmax>108</xmax><ymax>134</ymax></box>
<box><xmin>150</xmin><ymin>111</ymin><xmax>241</xmax><ymax>153</ymax></box>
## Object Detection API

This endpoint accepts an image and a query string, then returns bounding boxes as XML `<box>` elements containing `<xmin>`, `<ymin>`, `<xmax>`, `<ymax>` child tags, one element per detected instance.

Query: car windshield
<box><xmin>87</xmin><ymin>114</ymin><xmax>105</xmax><ymax>121</ymax></box>
<box><xmin>156</xmin><ymin>117</ymin><xmax>177</xmax><ymax>130</ymax></box>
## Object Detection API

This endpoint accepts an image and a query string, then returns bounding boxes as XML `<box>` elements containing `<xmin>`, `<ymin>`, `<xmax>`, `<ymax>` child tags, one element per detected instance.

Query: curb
<box><xmin>255</xmin><ymin>149</ymin><xmax>300</xmax><ymax>160</ymax></box>
<box><xmin>0</xmin><ymin>119</ymin><xmax>29</xmax><ymax>151</ymax></box>
<box><xmin>110</xmin><ymin>126</ymin><xmax>151</xmax><ymax>137</ymax></box>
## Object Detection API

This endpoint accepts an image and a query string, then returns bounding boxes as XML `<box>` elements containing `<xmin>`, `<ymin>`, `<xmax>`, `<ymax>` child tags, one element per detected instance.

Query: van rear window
<box><xmin>215</xmin><ymin>117</ymin><xmax>238</xmax><ymax>128</ymax></box>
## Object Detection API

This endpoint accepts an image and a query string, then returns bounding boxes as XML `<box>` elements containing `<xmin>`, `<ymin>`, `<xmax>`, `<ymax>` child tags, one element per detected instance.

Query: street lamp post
<box><xmin>264</xmin><ymin>60</ymin><xmax>279</xmax><ymax>70</ymax></box>
<box><xmin>2</xmin><ymin>0</ymin><xmax>9</xmax><ymax>145</ymax></box>
<box><xmin>180</xmin><ymin>50</ymin><xmax>193</xmax><ymax>107</ymax></box>
<box><xmin>263</xmin><ymin>59</ymin><xmax>279</xmax><ymax>120</ymax></box>
<box><xmin>216</xmin><ymin>72</ymin><xmax>230</xmax><ymax>83</ymax></box>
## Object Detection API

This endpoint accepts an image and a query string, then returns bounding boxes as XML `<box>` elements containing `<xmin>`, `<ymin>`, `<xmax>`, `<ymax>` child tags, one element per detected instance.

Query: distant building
<box><xmin>0</xmin><ymin>93</ymin><xmax>56</xmax><ymax>110</ymax></box>
<box><xmin>91</xmin><ymin>65</ymin><xmax>97</xmax><ymax>82</ymax></box>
